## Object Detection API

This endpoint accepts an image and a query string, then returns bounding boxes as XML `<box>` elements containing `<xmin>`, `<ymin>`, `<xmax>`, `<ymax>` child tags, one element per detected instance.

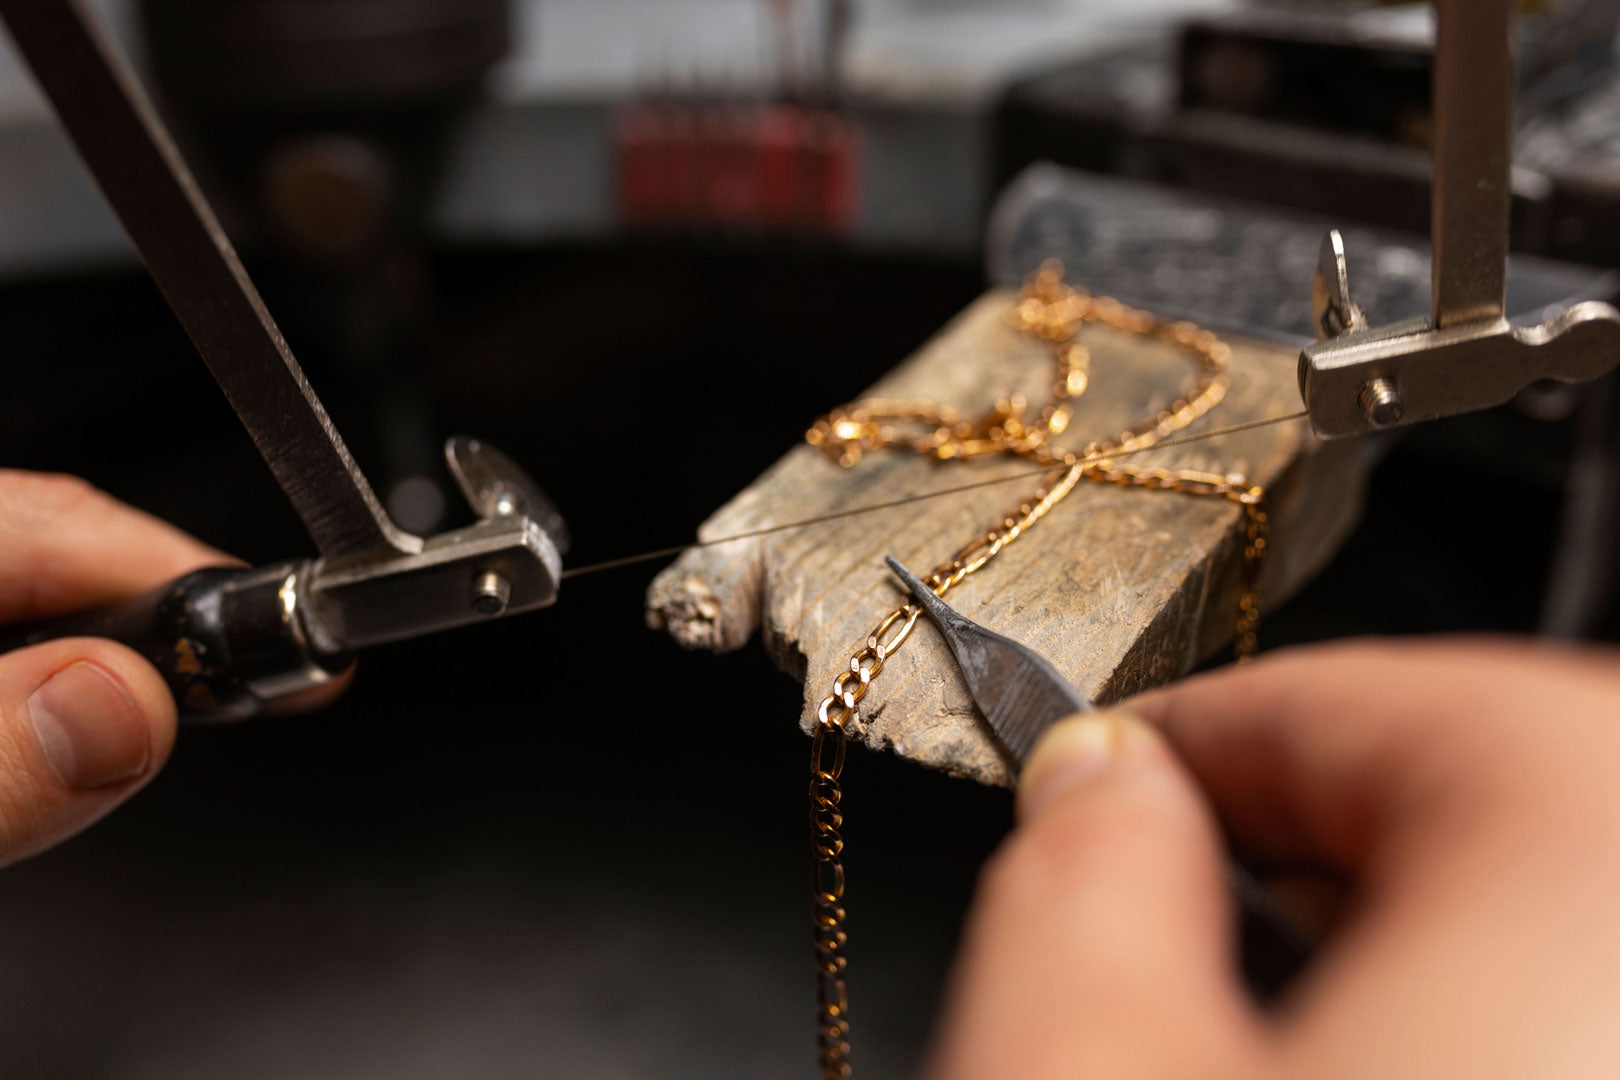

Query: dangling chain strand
<box><xmin>804</xmin><ymin>264</ymin><xmax>1271</xmax><ymax>1080</ymax></box>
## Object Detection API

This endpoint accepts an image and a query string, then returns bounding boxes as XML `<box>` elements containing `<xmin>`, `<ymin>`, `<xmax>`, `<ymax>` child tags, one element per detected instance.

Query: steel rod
<box><xmin>1431</xmin><ymin>0</ymin><xmax>1514</xmax><ymax>329</ymax></box>
<box><xmin>0</xmin><ymin>0</ymin><xmax>417</xmax><ymax>560</ymax></box>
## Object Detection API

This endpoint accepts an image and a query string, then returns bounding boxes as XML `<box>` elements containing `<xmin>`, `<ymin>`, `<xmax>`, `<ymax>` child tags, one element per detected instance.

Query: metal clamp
<box><xmin>306</xmin><ymin>436</ymin><xmax>566</xmax><ymax>650</ymax></box>
<box><xmin>1298</xmin><ymin>0</ymin><xmax>1620</xmax><ymax>439</ymax></box>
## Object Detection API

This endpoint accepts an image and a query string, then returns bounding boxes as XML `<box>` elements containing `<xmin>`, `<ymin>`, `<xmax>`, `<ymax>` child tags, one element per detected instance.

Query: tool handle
<box><xmin>1231</xmin><ymin>858</ymin><xmax>1315</xmax><ymax>1000</ymax></box>
<box><xmin>0</xmin><ymin>562</ymin><xmax>349</xmax><ymax>721</ymax></box>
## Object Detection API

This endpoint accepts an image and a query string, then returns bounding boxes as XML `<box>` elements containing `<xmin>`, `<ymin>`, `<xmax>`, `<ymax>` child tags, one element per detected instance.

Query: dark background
<box><xmin>1</xmin><ymin>240</ymin><xmax>1606</xmax><ymax>1079</ymax></box>
<box><xmin>4</xmin><ymin>0</ymin><xmax>1620</xmax><ymax>1076</ymax></box>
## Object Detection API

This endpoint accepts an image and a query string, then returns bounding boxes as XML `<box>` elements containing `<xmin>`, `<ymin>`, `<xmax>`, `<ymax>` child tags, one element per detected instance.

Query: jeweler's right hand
<box><xmin>925</xmin><ymin>638</ymin><xmax>1620</xmax><ymax>1080</ymax></box>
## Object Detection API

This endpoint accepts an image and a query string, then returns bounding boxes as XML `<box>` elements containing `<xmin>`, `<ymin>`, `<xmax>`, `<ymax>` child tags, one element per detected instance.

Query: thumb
<box><xmin>925</xmin><ymin>710</ymin><xmax>1266</xmax><ymax>1080</ymax></box>
<box><xmin>0</xmin><ymin>638</ymin><xmax>178</xmax><ymax>867</ymax></box>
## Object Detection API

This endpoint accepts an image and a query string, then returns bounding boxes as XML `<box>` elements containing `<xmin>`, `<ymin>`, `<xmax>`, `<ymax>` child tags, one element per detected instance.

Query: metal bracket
<box><xmin>307</xmin><ymin>436</ymin><xmax>565</xmax><ymax>650</ymax></box>
<box><xmin>1298</xmin><ymin>0</ymin><xmax>1620</xmax><ymax>439</ymax></box>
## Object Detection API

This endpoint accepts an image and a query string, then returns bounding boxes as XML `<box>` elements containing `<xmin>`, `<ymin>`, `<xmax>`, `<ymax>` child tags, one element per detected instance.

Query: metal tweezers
<box><xmin>886</xmin><ymin>555</ymin><xmax>1314</xmax><ymax>996</ymax></box>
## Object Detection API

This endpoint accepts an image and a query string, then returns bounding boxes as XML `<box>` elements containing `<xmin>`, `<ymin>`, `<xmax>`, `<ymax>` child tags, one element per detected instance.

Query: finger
<box><xmin>1136</xmin><ymin>641</ymin><xmax>1620</xmax><ymax>1077</ymax></box>
<box><xmin>1129</xmin><ymin>638</ymin><xmax>1620</xmax><ymax>870</ymax></box>
<box><xmin>0</xmin><ymin>470</ymin><xmax>229</xmax><ymax>622</ymax></box>
<box><xmin>0</xmin><ymin>637</ymin><xmax>178</xmax><ymax>867</ymax></box>
<box><xmin>924</xmin><ymin>710</ymin><xmax>1268</xmax><ymax>1080</ymax></box>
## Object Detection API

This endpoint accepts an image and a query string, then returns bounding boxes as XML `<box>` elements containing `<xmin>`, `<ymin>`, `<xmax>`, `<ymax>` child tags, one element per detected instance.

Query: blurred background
<box><xmin>2</xmin><ymin>0</ymin><xmax>1619</xmax><ymax>1076</ymax></box>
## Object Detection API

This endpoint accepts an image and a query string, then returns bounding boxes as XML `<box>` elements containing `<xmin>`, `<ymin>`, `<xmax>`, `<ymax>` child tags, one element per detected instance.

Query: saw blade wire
<box><xmin>559</xmin><ymin>410</ymin><xmax>1311</xmax><ymax>580</ymax></box>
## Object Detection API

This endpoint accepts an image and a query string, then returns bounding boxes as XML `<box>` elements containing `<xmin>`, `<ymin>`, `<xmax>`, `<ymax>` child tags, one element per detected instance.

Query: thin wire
<box><xmin>560</xmin><ymin>409</ymin><xmax>1310</xmax><ymax>580</ymax></box>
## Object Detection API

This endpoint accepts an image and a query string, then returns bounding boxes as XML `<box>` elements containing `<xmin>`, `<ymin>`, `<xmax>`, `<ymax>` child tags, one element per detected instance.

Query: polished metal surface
<box><xmin>1358</xmin><ymin>377</ymin><xmax>1404</xmax><ymax>428</ymax></box>
<box><xmin>307</xmin><ymin>437</ymin><xmax>563</xmax><ymax>649</ymax></box>
<box><xmin>445</xmin><ymin>435</ymin><xmax>571</xmax><ymax>555</ymax></box>
<box><xmin>885</xmin><ymin>556</ymin><xmax>1091</xmax><ymax>764</ymax></box>
<box><xmin>471</xmin><ymin>570</ymin><xmax>513</xmax><ymax>617</ymax></box>
<box><xmin>1298</xmin><ymin>0</ymin><xmax>1620</xmax><ymax>439</ymax></box>
<box><xmin>1431</xmin><ymin>0</ymin><xmax>1512</xmax><ymax>329</ymax></box>
<box><xmin>0</xmin><ymin>0</ymin><xmax>418</xmax><ymax>562</ymax></box>
<box><xmin>1301</xmin><ymin>305</ymin><xmax>1620</xmax><ymax>438</ymax></box>
<box><xmin>309</xmin><ymin>519</ymin><xmax>559</xmax><ymax>648</ymax></box>
<box><xmin>1312</xmin><ymin>229</ymin><xmax>1366</xmax><ymax>342</ymax></box>
<box><xmin>224</xmin><ymin>562</ymin><xmax>350</xmax><ymax>702</ymax></box>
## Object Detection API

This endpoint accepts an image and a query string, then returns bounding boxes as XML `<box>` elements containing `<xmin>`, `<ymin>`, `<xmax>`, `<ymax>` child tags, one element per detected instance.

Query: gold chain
<box><xmin>803</xmin><ymin>263</ymin><xmax>1271</xmax><ymax>1079</ymax></box>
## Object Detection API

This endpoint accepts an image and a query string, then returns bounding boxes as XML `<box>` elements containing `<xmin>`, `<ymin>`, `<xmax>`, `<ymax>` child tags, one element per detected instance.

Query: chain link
<box><xmin>802</xmin><ymin>263</ymin><xmax>1270</xmax><ymax>1079</ymax></box>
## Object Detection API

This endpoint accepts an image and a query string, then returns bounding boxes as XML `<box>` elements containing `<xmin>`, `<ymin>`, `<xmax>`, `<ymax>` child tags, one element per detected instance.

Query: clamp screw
<box><xmin>471</xmin><ymin>570</ymin><xmax>511</xmax><ymax>616</ymax></box>
<box><xmin>1359</xmin><ymin>377</ymin><xmax>1405</xmax><ymax>428</ymax></box>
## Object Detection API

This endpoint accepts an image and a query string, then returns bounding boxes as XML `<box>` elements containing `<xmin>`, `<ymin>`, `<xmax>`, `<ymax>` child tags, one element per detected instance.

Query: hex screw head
<box><xmin>472</xmin><ymin>570</ymin><xmax>511</xmax><ymax>616</ymax></box>
<box><xmin>1359</xmin><ymin>377</ymin><xmax>1405</xmax><ymax>428</ymax></box>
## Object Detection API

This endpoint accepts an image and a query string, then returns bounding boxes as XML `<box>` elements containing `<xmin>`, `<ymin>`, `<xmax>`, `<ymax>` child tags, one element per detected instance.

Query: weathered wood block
<box><xmin>648</xmin><ymin>289</ymin><xmax>1367</xmax><ymax>786</ymax></box>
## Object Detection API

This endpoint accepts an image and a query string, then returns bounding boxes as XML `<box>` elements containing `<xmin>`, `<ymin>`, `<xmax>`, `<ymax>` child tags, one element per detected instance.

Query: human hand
<box><xmin>926</xmin><ymin>638</ymin><xmax>1620</xmax><ymax>1080</ymax></box>
<box><xmin>0</xmin><ymin>470</ymin><xmax>233</xmax><ymax>867</ymax></box>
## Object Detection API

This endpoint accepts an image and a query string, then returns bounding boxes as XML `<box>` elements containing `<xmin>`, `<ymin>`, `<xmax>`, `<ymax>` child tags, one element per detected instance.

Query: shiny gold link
<box><xmin>803</xmin><ymin>262</ymin><xmax>1271</xmax><ymax>1079</ymax></box>
<box><xmin>810</xmin><ymin>704</ymin><xmax>853</xmax><ymax>1078</ymax></box>
<box><xmin>850</xmin><ymin>647</ymin><xmax>884</xmax><ymax>685</ymax></box>
<box><xmin>810</xmin><ymin>721</ymin><xmax>846</xmax><ymax>782</ymax></box>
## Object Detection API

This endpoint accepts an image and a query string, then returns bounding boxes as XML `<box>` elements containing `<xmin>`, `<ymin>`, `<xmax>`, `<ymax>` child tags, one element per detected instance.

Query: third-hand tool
<box><xmin>0</xmin><ymin>0</ymin><xmax>565</xmax><ymax>719</ymax></box>
<box><xmin>884</xmin><ymin>555</ymin><xmax>1313</xmax><ymax>995</ymax></box>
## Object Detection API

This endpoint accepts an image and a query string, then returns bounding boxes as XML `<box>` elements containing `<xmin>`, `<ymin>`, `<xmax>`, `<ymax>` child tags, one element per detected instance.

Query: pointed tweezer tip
<box><xmin>884</xmin><ymin>555</ymin><xmax>931</xmax><ymax>604</ymax></box>
<box><xmin>885</xmin><ymin>555</ymin><xmax>966</xmax><ymax>636</ymax></box>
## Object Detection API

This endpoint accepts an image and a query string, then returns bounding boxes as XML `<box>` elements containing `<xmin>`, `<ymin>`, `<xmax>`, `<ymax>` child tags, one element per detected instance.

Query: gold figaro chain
<box><xmin>803</xmin><ymin>263</ymin><xmax>1270</xmax><ymax>1079</ymax></box>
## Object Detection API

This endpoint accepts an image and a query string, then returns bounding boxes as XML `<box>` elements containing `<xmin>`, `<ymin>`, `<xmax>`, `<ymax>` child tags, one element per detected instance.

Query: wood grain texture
<box><xmin>647</xmin><ymin>289</ymin><xmax>1368</xmax><ymax>786</ymax></box>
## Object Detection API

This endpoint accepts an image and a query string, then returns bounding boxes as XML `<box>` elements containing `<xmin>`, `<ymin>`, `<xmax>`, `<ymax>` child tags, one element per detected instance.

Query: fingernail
<box><xmin>1017</xmin><ymin>710</ymin><xmax>1144</xmax><ymax>821</ymax></box>
<box><xmin>27</xmin><ymin>663</ymin><xmax>151</xmax><ymax>790</ymax></box>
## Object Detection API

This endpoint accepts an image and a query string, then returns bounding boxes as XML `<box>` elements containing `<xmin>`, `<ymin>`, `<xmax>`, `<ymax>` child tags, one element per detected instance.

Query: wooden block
<box><xmin>647</xmin><ymin>289</ymin><xmax>1369</xmax><ymax>786</ymax></box>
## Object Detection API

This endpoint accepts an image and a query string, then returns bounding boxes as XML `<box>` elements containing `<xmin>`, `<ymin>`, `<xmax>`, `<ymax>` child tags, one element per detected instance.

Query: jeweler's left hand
<box><xmin>0</xmin><ymin>470</ymin><xmax>345</xmax><ymax>869</ymax></box>
<box><xmin>0</xmin><ymin>470</ymin><xmax>234</xmax><ymax>866</ymax></box>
